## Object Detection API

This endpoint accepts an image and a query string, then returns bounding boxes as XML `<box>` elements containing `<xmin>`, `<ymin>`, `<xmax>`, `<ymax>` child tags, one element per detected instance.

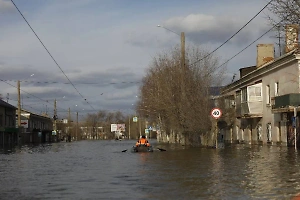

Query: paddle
<box><xmin>157</xmin><ymin>148</ymin><xmax>166</xmax><ymax>151</ymax></box>
<box><xmin>121</xmin><ymin>147</ymin><xmax>166</xmax><ymax>152</ymax></box>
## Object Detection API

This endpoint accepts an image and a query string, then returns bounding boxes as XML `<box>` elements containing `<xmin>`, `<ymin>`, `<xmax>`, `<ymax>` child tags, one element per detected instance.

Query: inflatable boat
<box><xmin>131</xmin><ymin>145</ymin><xmax>153</xmax><ymax>152</ymax></box>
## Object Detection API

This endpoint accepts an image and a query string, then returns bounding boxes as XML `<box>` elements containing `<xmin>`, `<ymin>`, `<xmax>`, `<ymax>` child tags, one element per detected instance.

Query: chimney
<box><xmin>285</xmin><ymin>24</ymin><xmax>299</xmax><ymax>53</ymax></box>
<box><xmin>256</xmin><ymin>44</ymin><xmax>274</xmax><ymax>68</ymax></box>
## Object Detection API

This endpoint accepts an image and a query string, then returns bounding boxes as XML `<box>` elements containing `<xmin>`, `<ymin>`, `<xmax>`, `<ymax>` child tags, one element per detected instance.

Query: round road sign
<box><xmin>211</xmin><ymin>108</ymin><xmax>222</xmax><ymax>119</ymax></box>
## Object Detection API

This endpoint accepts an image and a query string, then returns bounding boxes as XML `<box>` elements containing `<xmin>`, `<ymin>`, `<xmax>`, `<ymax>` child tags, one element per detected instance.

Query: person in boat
<box><xmin>136</xmin><ymin>135</ymin><xmax>150</xmax><ymax>147</ymax></box>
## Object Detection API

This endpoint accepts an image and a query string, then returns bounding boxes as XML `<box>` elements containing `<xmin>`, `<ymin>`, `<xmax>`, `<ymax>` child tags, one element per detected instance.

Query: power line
<box><xmin>0</xmin><ymin>80</ymin><xmax>111</xmax><ymax>119</ymax></box>
<box><xmin>0</xmin><ymin>79</ymin><xmax>69</xmax><ymax>114</ymax></box>
<box><xmin>10</xmin><ymin>0</ymin><xmax>96</xmax><ymax>111</ymax></box>
<box><xmin>188</xmin><ymin>0</ymin><xmax>274</xmax><ymax>67</ymax></box>
<box><xmin>218</xmin><ymin>19</ymin><xmax>285</xmax><ymax>70</ymax></box>
<box><xmin>0</xmin><ymin>79</ymin><xmax>141</xmax><ymax>85</ymax></box>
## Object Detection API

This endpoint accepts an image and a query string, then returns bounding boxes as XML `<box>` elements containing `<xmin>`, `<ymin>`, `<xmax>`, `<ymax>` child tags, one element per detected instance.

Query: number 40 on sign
<box><xmin>211</xmin><ymin>108</ymin><xmax>222</xmax><ymax>119</ymax></box>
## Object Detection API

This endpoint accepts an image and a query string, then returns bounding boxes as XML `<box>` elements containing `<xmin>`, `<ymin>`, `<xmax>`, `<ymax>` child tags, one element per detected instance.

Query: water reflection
<box><xmin>1</xmin><ymin>141</ymin><xmax>300</xmax><ymax>199</ymax></box>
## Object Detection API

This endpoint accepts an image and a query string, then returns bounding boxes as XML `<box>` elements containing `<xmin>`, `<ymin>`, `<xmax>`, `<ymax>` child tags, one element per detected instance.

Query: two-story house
<box><xmin>0</xmin><ymin>99</ymin><xmax>18</xmax><ymax>148</ymax></box>
<box><xmin>220</xmin><ymin>24</ymin><xmax>300</xmax><ymax>147</ymax></box>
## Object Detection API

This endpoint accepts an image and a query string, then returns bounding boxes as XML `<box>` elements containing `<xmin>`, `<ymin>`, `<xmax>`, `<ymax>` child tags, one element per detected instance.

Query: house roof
<box><xmin>222</xmin><ymin>48</ymin><xmax>299</xmax><ymax>94</ymax></box>
<box><xmin>0</xmin><ymin>99</ymin><xmax>17</xmax><ymax>110</ymax></box>
<box><xmin>21</xmin><ymin>109</ymin><xmax>51</xmax><ymax>120</ymax></box>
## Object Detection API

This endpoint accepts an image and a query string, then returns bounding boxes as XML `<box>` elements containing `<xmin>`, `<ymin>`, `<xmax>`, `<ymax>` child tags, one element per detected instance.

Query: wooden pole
<box><xmin>181</xmin><ymin>32</ymin><xmax>185</xmax><ymax>71</ymax></box>
<box><xmin>54</xmin><ymin>99</ymin><xmax>57</xmax><ymax>140</ymax></box>
<box><xmin>76</xmin><ymin>112</ymin><xmax>78</xmax><ymax>140</ymax></box>
<box><xmin>17</xmin><ymin>80</ymin><xmax>21</xmax><ymax>127</ymax></box>
<box><xmin>68</xmin><ymin>107</ymin><xmax>71</xmax><ymax>142</ymax></box>
<box><xmin>129</xmin><ymin>116</ymin><xmax>131</xmax><ymax>139</ymax></box>
<box><xmin>216</xmin><ymin>119</ymin><xmax>218</xmax><ymax>149</ymax></box>
<box><xmin>139</xmin><ymin>116</ymin><xmax>141</xmax><ymax>137</ymax></box>
<box><xmin>295</xmin><ymin>107</ymin><xmax>297</xmax><ymax>149</ymax></box>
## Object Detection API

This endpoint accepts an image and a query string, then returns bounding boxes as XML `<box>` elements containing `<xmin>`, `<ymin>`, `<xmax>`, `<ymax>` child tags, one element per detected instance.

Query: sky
<box><xmin>0</xmin><ymin>0</ymin><xmax>277</xmax><ymax>120</ymax></box>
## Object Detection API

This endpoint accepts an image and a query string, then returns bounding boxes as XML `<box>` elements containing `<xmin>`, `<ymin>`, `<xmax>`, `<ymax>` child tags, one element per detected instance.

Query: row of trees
<box><xmin>61</xmin><ymin>110</ymin><xmax>145</xmax><ymax>140</ymax></box>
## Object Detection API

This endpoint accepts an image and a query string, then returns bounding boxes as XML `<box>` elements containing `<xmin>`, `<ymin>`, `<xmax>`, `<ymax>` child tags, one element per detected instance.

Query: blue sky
<box><xmin>0</xmin><ymin>0</ymin><xmax>276</xmax><ymax>120</ymax></box>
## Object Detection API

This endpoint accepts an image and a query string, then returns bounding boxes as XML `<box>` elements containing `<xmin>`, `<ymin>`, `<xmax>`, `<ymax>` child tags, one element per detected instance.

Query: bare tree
<box><xmin>138</xmin><ymin>45</ymin><xmax>224</xmax><ymax>145</ymax></box>
<box><xmin>84</xmin><ymin>113</ymin><xmax>101</xmax><ymax>139</ymax></box>
<box><xmin>267</xmin><ymin>0</ymin><xmax>300</xmax><ymax>57</ymax></box>
<box><xmin>83</xmin><ymin>110</ymin><xmax>129</xmax><ymax>140</ymax></box>
<box><xmin>268</xmin><ymin>0</ymin><xmax>300</xmax><ymax>25</ymax></box>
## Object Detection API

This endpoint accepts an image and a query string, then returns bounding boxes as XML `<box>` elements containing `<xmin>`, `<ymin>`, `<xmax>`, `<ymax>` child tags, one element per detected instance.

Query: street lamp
<box><xmin>157</xmin><ymin>25</ymin><xmax>185</xmax><ymax>70</ymax></box>
<box><xmin>157</xmin><ymin>24</ymin><xmax>187</xmax><ymax>132</ymax></box>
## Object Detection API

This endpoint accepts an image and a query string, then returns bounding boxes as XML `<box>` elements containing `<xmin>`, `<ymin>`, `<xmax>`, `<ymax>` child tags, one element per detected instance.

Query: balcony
<box><xmin>272</xmin><ymin>93</ymin><xmax>300</xmax><ymax>112</ymax></box>
<box><xmin>236</xmin><ymin>101</ymin><xmax>263</xmax><ymax>118</ymax></box>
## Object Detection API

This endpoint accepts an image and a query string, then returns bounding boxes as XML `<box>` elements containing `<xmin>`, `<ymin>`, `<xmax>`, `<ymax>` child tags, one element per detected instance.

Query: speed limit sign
<box><xmin>211</xmin><ymin>108</ymin><xmax>222</xmax><ymax>119</ymax></box>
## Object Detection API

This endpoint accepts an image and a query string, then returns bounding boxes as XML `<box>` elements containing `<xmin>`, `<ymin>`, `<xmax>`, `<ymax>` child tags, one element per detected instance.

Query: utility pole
<box><xmin>68</xmin><ymin>107</ymin><xmax>71</xmax><ymax>142</ymax></box>
<box><xmin>294</xmin><ymin>107</ymin><xmax>297</xmax><ymax>149</ymax></box>
<box><xmin>54</xmin><ymin>99</ymin><xmax>57</xmax><ymax>141</ymax></box>
<box><xmin>215</xmin><ymin>119</ymin><xmax>219</xmax><ymax>149</ymax></box>
<box><xmin>180</xmin><ymin>32</ymin><xmax>186</xmax><ymax>132</ymax></box>
<box><xmin>17</xmin><ymin>81</ymin><xmax>21</xmax><ymax>127</ymax></box>
<box><xmin>76</xmin><ymin>111</ymin><xmax>78</xmax><ymax>141</ymax></box>
<box><xmin>128</xmin><ymin>116</ymin><xmax>131</xmax><ymax>139</ymax></box>
<box><xmin>17</xmin><ymin>81</ymin><xmax>21</xmax><ymax>145</ymax></box>
<box><xmin>139</xmin><ymin>116</ymin><xmax>142</xmax><ymax>137</ymax></box>
<box><xmin>181</xmin><ymin>32</ymin><xmax>185</xmax><ymax>70</ymax></box>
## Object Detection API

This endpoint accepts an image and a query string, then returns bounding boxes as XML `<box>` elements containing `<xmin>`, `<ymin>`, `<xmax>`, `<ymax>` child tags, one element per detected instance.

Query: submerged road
<box><xmin>1</xmin><ymin>140</ymin><xmax>300</xmax><ymax>199</ymax></box>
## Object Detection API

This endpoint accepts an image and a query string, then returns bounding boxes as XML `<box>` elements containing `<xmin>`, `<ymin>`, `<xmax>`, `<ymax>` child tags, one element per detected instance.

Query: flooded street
<box><xmin>1</xmin><ymin>140</ymin><xmax>300</xmax><ymax>199</ymax></box>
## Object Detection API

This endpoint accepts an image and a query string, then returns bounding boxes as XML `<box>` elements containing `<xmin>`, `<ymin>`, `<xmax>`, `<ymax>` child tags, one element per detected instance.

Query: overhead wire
<box><xmin>217</xmin><ymin>16</ymin><xmax>288</xmax><ymax>70</ymax></box>
<box><xmin>188</xmin><ymin>0</ymin><xmax>275</xmax><ymax>67</ymax></box>
<box><xmin>0</xmin><ymin>78</ymin><xmax>141</xmax><ymax>106</ymax></box>
<box><xmin>10</xmin><ymin>0</ymin><xmax>96</xmax><ymax>111</ymax></box>
<box><xmin>0</xmin><ymin>78</ymin><xmax>126</xmax><ymax>116</ymax></box>
<box><xmin>0</xmin><ymin>79</ymin><xmax>69</xmax><ymax>114</ymax></box>
<box><xmin>0</xmin><ymin>79</ymin><xmax>141</xmax><ymax>86</ymax></box>
<box><xmin>8</xmin><ymin>0</ymin><xmax>276</xmax><ymax>116</ymax></box>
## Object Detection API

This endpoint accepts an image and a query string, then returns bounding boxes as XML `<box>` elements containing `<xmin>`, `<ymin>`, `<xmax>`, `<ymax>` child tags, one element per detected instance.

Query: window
<box><xmin>241</xmin><ymin>87</ymin><xmax>247</xmax><ymax>102</ymax></box>
<box><xmin>267</xmin><ymin>123</ymin><xmax>272</xmax><ymax>142</ymax></box>
<box><xmin>266</xmin><ymin>85</ymin><xmax>270</xmax><ymax>104</ymax></box>
<box><xmin>0</xmin><ymin>114</ymin><xmax>3</xmax><ymax>127</ymax></box>
<box><xmin>275</xmin><ymin>82</ymin><xmax>279</xmax><ymax>96</ymax></box>
<box><xmin>248</xmin><ymin>83</ymin><xmax>262</xmax><ymax>102</ymax></box>
<box><xmin>6</xmin><ymin>115</ymin><xmax>13</xmax><ymax>127</ymax></box>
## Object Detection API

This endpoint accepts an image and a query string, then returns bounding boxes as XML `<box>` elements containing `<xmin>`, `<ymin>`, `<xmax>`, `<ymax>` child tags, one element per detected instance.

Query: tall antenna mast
<box><xmin>270</xmin><ymin>23</ymin><xmax>284</xmax><ymax>57</ymax></box>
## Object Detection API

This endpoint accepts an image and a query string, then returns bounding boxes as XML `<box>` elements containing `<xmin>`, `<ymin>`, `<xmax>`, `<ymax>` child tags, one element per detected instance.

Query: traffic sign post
<box><xmin>133</xmin><ymin>117</ymin><xmax>138</xmax><ymax>122</ymax></box>
<box><xmin>148</xmin><ymin>126</ymin><xmax>152</xmax><ymax>139</ymax></box>
<box><xmin>211</xmin><ymin>108</ymin><xmax>222</xmax><ymax>119</ymax></box>
<box><xmin>20</xmin><ymin>120</ymin><xmax>28</xmax><ymax>128</ymax></box>
<box><xmin>211</xmin><ymin>108</ymin><xmax>222</xmax><ymax>149</ymax></box>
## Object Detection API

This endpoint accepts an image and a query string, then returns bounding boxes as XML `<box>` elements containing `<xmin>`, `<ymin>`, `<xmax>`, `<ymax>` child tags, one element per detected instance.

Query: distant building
<box><xmin>0</xmin><ymin>99</ymin><xmax>18</xmax><ymax>148</ymax></box>
<box><xmin>19</xmin><ymin>109</ymin><xmax>53</xmax><ymax>144</ymax></box>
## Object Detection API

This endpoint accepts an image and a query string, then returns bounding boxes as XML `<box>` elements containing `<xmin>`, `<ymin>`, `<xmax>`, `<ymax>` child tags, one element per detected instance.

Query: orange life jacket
<box><xmin>136</xmin><ymin>138</ymin><xmax>150</xmax><ymax>146</ymax></box>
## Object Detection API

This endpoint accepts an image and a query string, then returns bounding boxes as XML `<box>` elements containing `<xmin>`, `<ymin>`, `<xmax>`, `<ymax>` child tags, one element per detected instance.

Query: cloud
<box><xmin>0</xmin><ymin>0</ymin><xmax>277</xmax><ymax>119</ymax></box>
<box><xmin>163</xmin><ymin>13</ymin><xmax>269</xmax><ymax>46</ymax></box>
<box><xmin>0</xmin><ymin>0</ymin><xmax>13</xmax><ymax>12</ymax></box>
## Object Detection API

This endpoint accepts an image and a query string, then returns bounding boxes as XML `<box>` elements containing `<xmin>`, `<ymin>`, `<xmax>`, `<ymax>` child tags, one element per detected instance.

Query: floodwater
<box><xmin>1</xmin><ymin>140</ymin><xmax>300</xmax><ymax>200</ymax></box>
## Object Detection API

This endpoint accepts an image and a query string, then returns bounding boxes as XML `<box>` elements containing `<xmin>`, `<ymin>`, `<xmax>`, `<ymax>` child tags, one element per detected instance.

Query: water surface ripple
<box><xmin>1</xmin><ymin>140</ymin><xmax>300</xmax><ymax>199</ymax></box>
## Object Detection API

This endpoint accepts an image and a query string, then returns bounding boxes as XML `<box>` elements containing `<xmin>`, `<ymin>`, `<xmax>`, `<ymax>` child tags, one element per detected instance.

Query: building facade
<box><xmin>220</xmin><ymin>25</ymin><xmax>300</xmax><ymax>147</ymax></box>
<box><xmin>0</xmin><ymin>99</ymin><xmax>18</xmax><ymax>148</ymax></box>
<box><xmin>19</xmin><ymin>109</ymin><xmax>54</xmax><ymax>144</ymax></box>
